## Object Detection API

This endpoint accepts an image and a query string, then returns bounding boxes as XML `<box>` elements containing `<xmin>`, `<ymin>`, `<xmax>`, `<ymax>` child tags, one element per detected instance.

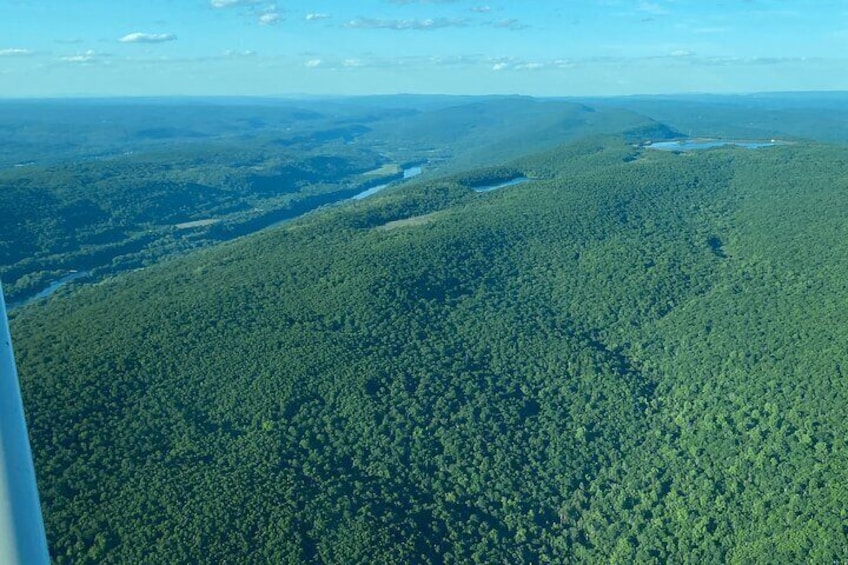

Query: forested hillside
<box><xmin>10</xmin><ymin>133</ymin><xmax>848</xmax><ymax>562</ymax></box>
<box><xmin>0</xmin><ymin>97</ymin><xmax>653</xmax><ymax>305</ymax></box>
<box><xmin>587</xmin><ymin>92</ymin><xmax>848</xmax><ymax>143</ymax></box>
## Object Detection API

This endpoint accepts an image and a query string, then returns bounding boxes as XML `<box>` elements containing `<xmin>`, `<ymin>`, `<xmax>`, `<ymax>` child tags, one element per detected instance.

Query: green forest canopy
<box><xmin>9</xmin><ymin>133</ymin><xmax>848</xmax><ymax>562</ymax></box>
<box><xmin>0</xmin><ymin>97</ymin><xmax>654</xmax><ymax>305</ymax></box>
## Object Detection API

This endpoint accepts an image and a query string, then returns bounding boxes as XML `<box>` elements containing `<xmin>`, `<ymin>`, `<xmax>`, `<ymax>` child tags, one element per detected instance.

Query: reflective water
<box><xmin>11</xmin><ymin>271</ymin><xmax>91</xmax><ymax>310</ymax></box>
<box><xmin>352</xmin><ymin>166</ymin><xmax>424</xmax><ymax>200</ymax></box>
<box><xmin>649</xmin><ymin>139</ymin><xmax>780</xmax><ymax>151</ymax></box>
<box><xmin>403</xmin><ymin>166</ymin><xmax>422</xmax><ymax>179</ymax></box>
<box><xmin>351</xmin><ymin>184</ymin><xmax>390</xmax><ymax>200</ymax></box>
<box><xmin>473</xmin><ymin>177</ymin><xmax>531</xmax><ymax>193</ymax></box>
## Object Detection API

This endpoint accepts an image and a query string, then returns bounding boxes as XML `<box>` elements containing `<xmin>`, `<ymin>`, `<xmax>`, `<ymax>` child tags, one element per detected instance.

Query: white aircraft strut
<box><xmin>0</xmin><ymin>285</ymin><xmax>50</xmax><ymax>564</ymax></box>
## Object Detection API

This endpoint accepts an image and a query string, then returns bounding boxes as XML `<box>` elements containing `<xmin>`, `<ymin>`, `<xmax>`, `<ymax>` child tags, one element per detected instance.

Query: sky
<box><xmin>1</xmin><ymin>0</ymin><xmax>847</xmax><ymax>98</ymax></box>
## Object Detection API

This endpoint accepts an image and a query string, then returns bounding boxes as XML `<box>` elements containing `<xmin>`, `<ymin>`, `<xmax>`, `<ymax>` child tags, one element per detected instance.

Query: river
<box><xmin>12</xmin><ymin>165</ymin><xmax>427</xmax><ymax>309</ymax></box>
<box><xmin>10</xmin><ymin>271</ymin><xmax>91</xmax><ymax>310</ymax></box>
<box><xmin>352</xmin><ymin>166</ymin><xmax>424</xmax><ymax>200</ymax></box>
<box><xmin>473</xmin><ymin>177</ymin><xmax>532</xmax><ymax>193</ymax></box>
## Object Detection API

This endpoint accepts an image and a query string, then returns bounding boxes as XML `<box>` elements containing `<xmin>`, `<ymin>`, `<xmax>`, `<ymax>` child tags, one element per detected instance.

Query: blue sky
<box><xmin>1</xmin><ymin>0</ymin><xmax>847</xmax><ymax>97</ymax></box>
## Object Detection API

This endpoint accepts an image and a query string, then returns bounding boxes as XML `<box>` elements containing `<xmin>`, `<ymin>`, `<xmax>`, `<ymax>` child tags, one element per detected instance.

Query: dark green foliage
<box><xmin>1</xmin><ymin>97</ymin><xmax>658</xmax><ymax>305</ymax></box>
<box><xmin>586</xmin><ymin>92</ymin><xmax>848</xmax><ymax>143</ymax></box>
<box><xmin>622</xmin><ymin>121</ymin><xmax>683</xmax><ymax>144</ymax></box>
<box><xmin>0</xmin><ymin>144</ymin><xmax>384</xmax><ymax>303</ymax></box>
<box><xmin>10</xmin><ymin>135</ymin><xmax>848</xmax><ymax>563</ymax></box>
<box><xmin>451</xmin><ymin>166</ymin><xmax>527</xmax><ymax>189</ymax></box>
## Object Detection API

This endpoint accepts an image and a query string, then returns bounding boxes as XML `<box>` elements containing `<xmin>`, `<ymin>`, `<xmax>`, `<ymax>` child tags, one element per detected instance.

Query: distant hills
<box><xmin>0</xmin><ymin>96</ymin><xmax>656</xmax><ymax>304</ymax></box>
<box><xmin>583</xmin><ymin>91</ymin><xmax>848</xmax><ymax>143</ymax></box>
<box><xmin>9</xmin><ymin>92</ymin><xmax>846</xmax><ymax>305</ymax></box>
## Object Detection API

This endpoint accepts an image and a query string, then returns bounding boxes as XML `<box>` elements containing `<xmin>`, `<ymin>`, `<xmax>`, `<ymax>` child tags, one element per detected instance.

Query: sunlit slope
<box><xmin>11</xmin><ymin>139</ymin><xmax>848</xmax><ymax>563</ymax></box>
<box><xmin>0</xmin><ymin>97</ymin><xmax>658</xmax><ymax>305</ymax></box>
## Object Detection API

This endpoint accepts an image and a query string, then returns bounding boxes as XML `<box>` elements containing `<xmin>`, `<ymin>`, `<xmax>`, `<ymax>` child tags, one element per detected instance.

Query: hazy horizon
<box><xmin>2</xmin><ymin>0</ymin><xmax>847</xmax><ymax>98</ymax></box>
<box><xmin>2</xmin><ymin>90</ymin><xmax>848</xmax><ymax>103</ymax></box>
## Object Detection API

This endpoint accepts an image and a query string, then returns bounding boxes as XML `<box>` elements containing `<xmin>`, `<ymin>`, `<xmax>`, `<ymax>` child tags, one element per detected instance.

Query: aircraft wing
<box><xmin>0</xmin><ymin>284</ymin><xmax>50</xmax><ymax>564</ymax></box>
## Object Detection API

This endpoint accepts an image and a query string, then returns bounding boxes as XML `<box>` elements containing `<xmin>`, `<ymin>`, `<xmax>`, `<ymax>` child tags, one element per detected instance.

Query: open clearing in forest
<box><xmin>377</xmin><ymin>211</ymin><xmax>445</xmax><ymax>230</ymax></box>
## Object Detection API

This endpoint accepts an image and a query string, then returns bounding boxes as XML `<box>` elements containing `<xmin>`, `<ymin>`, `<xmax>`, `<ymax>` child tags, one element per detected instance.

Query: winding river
<box><xmin>10</xmin><ymin>271</ymin><xmax>91</xmax><ymax>310</ymax></box>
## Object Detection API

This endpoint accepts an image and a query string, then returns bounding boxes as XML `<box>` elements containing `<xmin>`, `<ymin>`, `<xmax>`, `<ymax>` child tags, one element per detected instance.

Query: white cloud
<box><xmin>491</xmin><ymin>18</ymin><xmax>528</xmax><ymax>30</ymax></box>
<box><xmin>514</xmin><ymin>62</ymin><xmax>545</xmax><ymax>70</ymax></box>
<box><xmin>345</xmin><ymin>17</ymin><xmax>467</xmax><ymax>30</ymax></box>
<box><xmin>471</xmin><ymin>5</ymin><xmax>491</xmax><ymax>13</ymax></box>
<box><xmin>119</xmin><ymin>32</ymin><xmax>177</xmax><ymax>44</ymax></box>
<box><xmin>61</xmin><ymin>49</ymin><xmax>102</xmax><ymax>63</ymax></box>
<box><xmin>211</xmin><ymin>0</ymin><xmax>280</xmax><ymax>26</ymax></box>
<box><xmin>210</xmin><ymin>0</ymin><xmax>259</xmax><ymax>7</ymax></box>
<box><xmin>259</xmin><ymin>12</ymin><xmax>281</xmax><ymax>25</ymax></box>
<box><xmin>485</xmin><ymin>56</ymin><xmax>579</xmax><ymax>72</ymax></box>
<box><xmin>638</xmin><ymin>1</ymin><xmax>669</xmax><ymax>16</ymax></box>
<box><xmin>0</xmin><ymin>48</ymin><xmax>33</xmax><ymax>56</ymax></box>
<box><xmin>288</xmin><ymin>53</ymin><xmax>581</xmax><ymax>73</ymax></box>
<box><xmin>389</xmin><ymin>0</ymin><xmax>460</xmax><ymax>3</ymax></box>
<box><xmin>306</xmin><ymin>13</ymin><xmax>331</xmax><ymax>21</ymax></box>
<box><xmin>297</xmin><ymin>53</ymin><xmax>486</xmax><ymax>71</ymax></box>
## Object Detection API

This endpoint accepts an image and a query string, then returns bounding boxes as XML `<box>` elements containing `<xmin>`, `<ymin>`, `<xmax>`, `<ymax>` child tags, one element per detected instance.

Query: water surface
<box><xmin>11</xmin><ymin>271</ymin><xmax>91</xmax><ymax>310</ymax></box>
<box><xmin>473</xmin><ymin>177</ymin><xmax>531</xmax><ymax>193</ymax></box>
<box><xmin>649</xmin><ymin>139</ymin><xmax>780</xmax><ymax>151</ymax></box>
<box><xmin>352</xmin><ymin>166</ymin><xmax>424</xmax><ymax>200</ymax></box>
<box><xmin>352</xmin><ymin>184</ymin><xmax>390</xmax><ymax>200</ymax></box>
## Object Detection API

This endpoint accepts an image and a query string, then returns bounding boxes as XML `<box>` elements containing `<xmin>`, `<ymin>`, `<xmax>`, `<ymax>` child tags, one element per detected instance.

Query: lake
<box><xmin>649</xmin><ymin>139</ymin><xmax>781</xmax><ymax>151</ymax></box>
<box><xmin>403</xmin><ymin>166</ymin><xmax>423</xmax><ymax>179</ymax></box>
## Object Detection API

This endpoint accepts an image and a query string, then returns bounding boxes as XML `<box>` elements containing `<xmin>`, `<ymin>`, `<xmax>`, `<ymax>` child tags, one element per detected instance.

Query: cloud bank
<box><xmin>60</xmin><ymin>50</ymin><xmax>104</xmax><ymax>63</ymax></box>
<box><xmin>345</xmin><ymin>17</ymin><xmax>467</xmax><ymax>30</ymax></box>
<box><xmin>0</xmin><ymin>48</ymin><xmax>33</xmax><ymax>56</ymax></box>
<box><xmin>259</xmin><ymin>12</ymin><xmax>282</xmax><ymax>25</ymax></box>
<box><xmin>210</xmin><ymin>0</ymin><xmax>259</xmax><ymax>7</ymax></box>
<box><xmin>120</xmin><ymin>32</ymin><xmax>177</xmax><ymax>44</ymax></box>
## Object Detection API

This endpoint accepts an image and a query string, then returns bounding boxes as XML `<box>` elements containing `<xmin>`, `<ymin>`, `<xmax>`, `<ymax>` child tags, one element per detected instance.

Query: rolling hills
<box><xmin>9</xmin><ymin>124</ymin><xmax>848</xmax><ymax>562</ymax></box>
<box><xmin>0</xmin><ymin>96</ymin><xmax>659</xmax><ymax>305</ymax></box>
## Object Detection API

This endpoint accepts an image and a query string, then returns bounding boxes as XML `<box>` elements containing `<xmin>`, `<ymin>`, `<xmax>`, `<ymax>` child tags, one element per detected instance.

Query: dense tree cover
<box><xmin>0</xmin><ymin>99</ymin><xmax>407</xmax><ymax>168</ymax></box>
<box><xmin>10</xmin><ymin>135</ymin><xmax>848</xmax><ymax>563</ymax></box>
<box><xmin>0</xmin><ymin>142</ymin><xmax>389</xmax><ymax>303</ymax></box>
<box><xmin>447</xmin><ymin>166</ymin><xmax>529</xmax><ymax>189</ymax></box>
<box><xmin>1</xmin><ymin>97</ymin><xmax>657</xmax><ymax>305</ymax></box>
<box><xmin>588</xmin><ymin>92</ymin><xmax>848</xmax><ymax>144</ymax></box>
